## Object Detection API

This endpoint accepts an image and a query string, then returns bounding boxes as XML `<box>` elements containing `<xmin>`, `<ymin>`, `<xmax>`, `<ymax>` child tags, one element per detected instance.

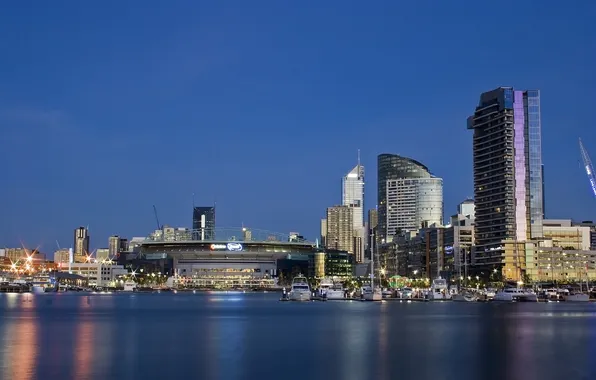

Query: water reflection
<box><xmin>73</xmin><ymin>297</ymin><xmax>94</xmax><ymax>379</ymax></box>
<box><xmin>2</xmin><ymin>296</ymin><xmax>38</xmax><ymax>380</ymax></box>
<box><xmin>0</xmin><ymin>294</ymin><xmax>595</xmax><ymax>380</ymax></box>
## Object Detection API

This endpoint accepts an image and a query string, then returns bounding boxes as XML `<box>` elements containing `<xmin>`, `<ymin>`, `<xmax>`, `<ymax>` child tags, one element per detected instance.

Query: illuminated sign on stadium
<box><xmin>210</xmin><ymin>243</ymin><xmax>244</xmax><ymax>251</ymax></box>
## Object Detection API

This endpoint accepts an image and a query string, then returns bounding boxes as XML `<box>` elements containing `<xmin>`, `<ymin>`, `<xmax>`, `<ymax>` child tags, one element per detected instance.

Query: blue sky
<box><xmin>1</xmin><ymin>1</ymin><xmax>595</xmax><ymax>252</ymax></box>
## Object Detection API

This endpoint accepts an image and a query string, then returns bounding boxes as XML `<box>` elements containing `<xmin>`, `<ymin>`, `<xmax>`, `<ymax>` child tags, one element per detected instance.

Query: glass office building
<box><xmin>467</xmin><ymin>87</ymin><xmax>544</xmax><ymax>269</ymax></box>
<box><xmin>377</xmin><ymin>154</ymin><xmax>433</xmax><ymax>243</ymax></box>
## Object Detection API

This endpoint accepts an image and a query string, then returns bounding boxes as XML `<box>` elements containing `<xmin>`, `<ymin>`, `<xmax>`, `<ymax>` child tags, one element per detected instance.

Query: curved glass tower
<box><xmin>377</xmin><ymin>154</ymin><xmax>441</xmax><ymax>242</ymax></box>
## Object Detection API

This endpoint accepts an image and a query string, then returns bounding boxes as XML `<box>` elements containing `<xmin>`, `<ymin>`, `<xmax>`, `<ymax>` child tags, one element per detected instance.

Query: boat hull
<box><xmin>565</xmin><ymin>294</ymin><xmax>590</xmax><ymax>302</ymax></box>
<box><xmin>289</xmin><ymin>291</ymin><xmax>311</xmax><ymax>301</ymax></box>
<box><xmin>325</xmin><ymin>290</ymin><xmax>345</xmax><ymax>300</ymax></box>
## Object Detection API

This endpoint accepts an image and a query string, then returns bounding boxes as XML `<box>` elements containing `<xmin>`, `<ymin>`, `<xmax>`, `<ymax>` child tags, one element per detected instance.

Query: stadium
<box><xmin>138</xmin><ymin>228</ymin><xmax>320</xmax><ymax>288</ymax></box>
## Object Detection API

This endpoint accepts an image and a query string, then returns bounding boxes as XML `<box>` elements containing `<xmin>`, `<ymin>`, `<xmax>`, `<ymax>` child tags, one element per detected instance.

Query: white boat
<box><xmin>429</xmin><ymin>278</ymin><xmax>450</xmax><ymax>300</ymax></box>
<box><xmin>564</xmin><ymin>292</ymin><xmax>590</xmax><ymax>302</ymax></box>
<box><xmin>361</xmin><ymin>285</ymin><xmax>382</xmax><ymax>301</ymax></box>
<box><xmin>123</xmin><ymin>281</ymin><xmax>137</xmax><ymax>292</ymax></box>
<box><xmin>452</xmin><ymin>291</ymin><xmax>478</xmax><ymax>302</ymax></box>
<box><xmin>325</xmin><ymin>283</ymin><xmax>345</xmax><ymax>300</ymax></box>
<box><xmin>289</xmin><ymin>275</ymin><xmax>311</xmax><ymax>301</ymax></box>
<box><xmin>318</xmin><ymin>278</ymin><xmax>333</xmax><ymax>297</ymax></box>
<box><xmin>493</xmin><ymin>288</ymin><xmax>538</xmax><ymax>302</ymax></box>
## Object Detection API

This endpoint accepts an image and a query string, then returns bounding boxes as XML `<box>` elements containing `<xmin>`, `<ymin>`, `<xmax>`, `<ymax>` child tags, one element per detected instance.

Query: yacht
<box><xmin>317</xmin><ymin>278</ymin><xmax>333</xmax><ymax>297</ymax></box>
<box><xmin>123</xmin><ymin>281</ymin><xmax>137</xmax><ymax>292</ymax></box>
<box><xmin>325</xmin><ymin>283</ymin><xmax>345</xmax><ymax>300</ymax></box>
<box><xmin>452</xmin><ymin>290</ymin><xmax>478</xmax><ymax>302</ymax></box>
<box><xmin>361</xmin><ymin>285</ymin><xmax>382</xmax><ymax>301</ymax></box>
<box><xmin>493</xmin><ymin>288</ymin><xmax>538</xmax><ymax>302</ymax></box>
<box><xmin>428</xmin><ymin>278</ymin><xmax>450</xmax><ymax>300</ymax></box>
<box><xmin>289</xmin><ymin>275</ymin><xmax>311</xmax><ymax>301</ymax></box>
<box><xmin>564</xmin><ymin>292</ymin><xmax>590</xmax><ymax>302</ymax></box>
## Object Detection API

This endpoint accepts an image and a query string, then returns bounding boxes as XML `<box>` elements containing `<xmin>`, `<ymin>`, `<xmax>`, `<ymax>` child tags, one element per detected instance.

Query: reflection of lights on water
<box><xmin>208</xmin><ymin>297</ymin><xmax>243</xmax><ymax>302</ymax></box>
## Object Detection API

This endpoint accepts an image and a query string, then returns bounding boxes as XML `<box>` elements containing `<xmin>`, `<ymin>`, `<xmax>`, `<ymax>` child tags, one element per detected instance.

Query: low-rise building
<box><xmin>59</xmin><ymin>262</ymin><xmax>128</xmax><ymax>287</ymax></box>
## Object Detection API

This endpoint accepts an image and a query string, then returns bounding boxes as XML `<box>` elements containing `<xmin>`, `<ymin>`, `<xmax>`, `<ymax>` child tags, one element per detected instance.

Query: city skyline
<box><xmin>1</xmin><ymin>2</ymin><xmax>595</xmax><ymax>250</ymax></box>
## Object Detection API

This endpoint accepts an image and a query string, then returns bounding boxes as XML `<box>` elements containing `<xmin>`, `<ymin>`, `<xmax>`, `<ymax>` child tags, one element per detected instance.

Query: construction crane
<box><xmin>152</xmin><ymin>205</ymin><xmax>162</xmax><ymax>230</ymax></box>
<box><xmin>579</xmin><ymin>138</ymin><xmax>596</xmax><ymax>198</ymax></box>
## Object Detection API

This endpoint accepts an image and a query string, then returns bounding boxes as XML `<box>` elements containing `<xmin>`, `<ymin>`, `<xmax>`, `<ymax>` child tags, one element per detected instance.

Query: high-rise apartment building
<box><xmin>108</xmin><ymin>235</ymin><xmax>128</xmax><ymax>257</ymax></box>
<box><xmin>377</xmin><ymin>154</ymin><xmax>440</xmax><ymax>242</ymax></box>
<box><xmin>467</xmin><ymin>87</ymin><xmax>544</xmax><ymax>269</ymax></box>
<box><xmin>325</xmin><ymin>206</ymin><xmax>354</xmax><ymax>253</ymax></box>
<box><xmin>342</xmin><ymin>162</ymin><xmax>365</xmax><ymax>262</ymax></box>
<box><xmin>73</xmin><ymin>226</ymin><xmax>90</xmax><ymax>262</ymax></box>
<box><xmin>192</xmin><ymin>206</ymin><xmax>216</xmax><ymax>240</ymax></box>
<box><xmin>385</xmin><ymin>177</ymin><xmax>443</xmax><ymax>236</ymax></box>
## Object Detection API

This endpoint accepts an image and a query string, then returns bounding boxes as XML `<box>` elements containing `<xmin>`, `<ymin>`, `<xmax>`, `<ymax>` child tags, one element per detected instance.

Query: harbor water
<box><xmin>1</xmin><ymin>292</ymin><xmax>595</xmax><ymax>380</ymax></box>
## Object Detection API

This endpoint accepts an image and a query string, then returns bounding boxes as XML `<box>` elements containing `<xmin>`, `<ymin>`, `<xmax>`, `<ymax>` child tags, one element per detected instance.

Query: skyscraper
<box><xmin>325</xmin><ymin>206</ymin><xmax>354</xmax><ymax>253</ymax></box>
<box><xmin>73</xmin><ymin>226</ymin><xmax>89</xmax><ymax>262</ymax></box>
<box><xmin>192</xmin><ymin>206</ymin><xmax>216</xmax><ymax>240</ymax></box>
<box><xmin>342</xmin><ymin>160</ymin><xmax>365</xmax><ymax>262</ymax></box>
<box><xmin>467</xmin><ymin>87</ymin><xmax>543</xmax><ymax>269</ymax></box>
<box><xmin>377</xmin><ymin>154</ymin><xmax>438</xmax><ymax>243</ymax></box>
<box><xmin>108</xmin><ymin>235</ymin><xmax>128</xmax><ymax>257</ymax></box>
<box><xmin>385</xmin><ymin>176</ymin><xmax>443</xmax><ymax>236</ymax></box>
<box><xmin>342</xmin><ymin>163</ymin><xmax>364</xmax><ymax>230</ymax></box>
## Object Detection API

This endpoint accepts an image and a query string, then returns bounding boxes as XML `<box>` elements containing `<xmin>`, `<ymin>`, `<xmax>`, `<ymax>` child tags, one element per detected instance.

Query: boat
<box><xmin>452</xmin><ymin>291</ymin><xmax>478</xmax><ymax>302</ymax></box>
<box><xmin>288</xmin><ymin>275</ymin><xmax>311</xmax><ymax>301</ymax></box>
<box><xmin>325</xmin><ymin>283</ymin><xmax>345</xmax><ymax>300</ymax></box>
<box><xmin>493</xmin><ymin>288</ymin><xmax>538</xmax><ymax>302</ymax></box>
<box><xmin>361</xmin><ymin>285</ymin><xmax>382</xmax><ymax>301</ymax></box>
<box><xmin>123</xmin><ymin>281</ymin><xmax>137</xmax><ymax>292</ymax></box>
<box><xmin>317</xmin><ymin>278</ymin><xmax>333</xmax><ymax>297</ymax></box>
<box><xmin>564</xmin><ymin>292</ymin><xmax>590</xmax><ymax>302</ymax></box>
<box><xmin>428</xmin><ymin>278</ymin><xmax>450</xmax><ymax>300</ymax></box>
<box><xmin>564</xmin><ymin>279</ymin><xmax>590</xmax><ymax>302</ymax></box>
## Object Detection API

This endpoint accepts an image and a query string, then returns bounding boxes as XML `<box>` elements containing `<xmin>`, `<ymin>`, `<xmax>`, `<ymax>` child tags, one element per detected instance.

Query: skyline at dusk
<box><xmin>1</xmin><ymin>1</ymin><xmax>596</xmax><ymax>251</ymax></box>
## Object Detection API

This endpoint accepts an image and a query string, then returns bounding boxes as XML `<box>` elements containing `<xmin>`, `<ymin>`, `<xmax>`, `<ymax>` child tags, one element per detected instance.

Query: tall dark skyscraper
<box><xmin>467</xmin><ymin>87</ymin><xmax>544</xmax><ymax>269</ymax></box>
<box><xmin>377</xmin><ymin>154</ymin><xmax>434</xmax><ymax>243</ymax></box>
<box><xmin>192</xmin><ymin>206</ymin><xmax>216</xmax><ymax>240</ymax></box>
<box><xmin>73</xmin><ymin>226</ymin><xmax>89</xmax><ymax>262</ymax></box>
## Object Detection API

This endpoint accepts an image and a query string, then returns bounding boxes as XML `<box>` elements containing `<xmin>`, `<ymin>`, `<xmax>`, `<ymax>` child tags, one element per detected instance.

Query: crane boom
<box><xmin>579</xmin><ymin>138</ymin><xmax>596</xmax><ymax>197</ymax></box>
<box><xmin>152</xmin><ymin>205</ymin><xmax>161</xmax><ymax>230</ymax></box>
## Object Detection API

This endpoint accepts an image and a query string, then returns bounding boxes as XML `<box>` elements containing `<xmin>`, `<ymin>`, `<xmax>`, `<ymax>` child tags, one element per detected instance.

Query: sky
<box><xmin>1</xmin><ymin>0</ymin><xmax>595</xmax><ymax>252</ymax></box>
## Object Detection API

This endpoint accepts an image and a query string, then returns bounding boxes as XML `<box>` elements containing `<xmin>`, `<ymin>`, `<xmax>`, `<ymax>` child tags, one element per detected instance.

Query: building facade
<box><xmin>108</xmin><ymin>235</ymin><xmax>128</xmax><ymax>257</ymax></box>
<box><xmin>385</xmin><ymin>177</ymin><xmax>443</xmax><ymax>236</ymax></box>
<box><xmin>192</xmin><ymin>206</ymin><xmax>216</xmax><ymax>240</ymax></box>
<box><xmin>73</xmin><ymin>226</ymin><xmax>90</xmax><ymax>262</ymax></box>
<box><xmin>467</xmin><ymin>87</ymin><xmax>544</xmax><ymax>271</ymax></box>
<box><xmin>377</xmin><ymin>154</ymin><xmax>435</xmax><ymax>244</ymax></box>
<box><xmin>325</xmin><ymin>206</ymin><xmax>354</xmax><ymax>254</ymax></box>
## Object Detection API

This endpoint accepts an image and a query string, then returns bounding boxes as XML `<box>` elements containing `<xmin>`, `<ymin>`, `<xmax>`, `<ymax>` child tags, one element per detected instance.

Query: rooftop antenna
<box><xmin>357</xmin><ymin>148</ymin><xmax>361</xmax><ymax>167</ymax></box>
<box><xmin>192</xmin><ymin>193</ymin><xmax>195</xmax><ymax>209</ymax></box>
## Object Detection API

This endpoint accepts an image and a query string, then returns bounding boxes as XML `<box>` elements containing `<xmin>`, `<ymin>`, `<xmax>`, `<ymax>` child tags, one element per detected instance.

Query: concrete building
<box><xmin>60</xmin><ymin>262</ymin><xmax>128</xmax><ymax>287</ymax></box>
<box><xmin>150</xmin><ymin>226</ymin><xmax>192</xmax><ymax>242</ymax></box>
<box><xmin>73</xmin><ymin>226</ymin><xmax>90</xmax><ymax>262</ymax></box>
<box><xmin>445</xmin><ymin>200</ymin><xmax>475</xmax><ymax>275</ymax></box>
<box><xmin>96</xmin><ymin>248</ymin><xmax>110</xmax><ymax>262</ymax></box>
<box><xmin>325</xmin><ymin>206</ymin><xmax>354</xmax><ymax>254</ymax></box>
<box><xmin>467</xmin><ymin>87</ymin><xmax>544</xmax><ymax>272</ymax></box>
<box><xmin>108</xmin><ymin>235</ymin><xmax>128</xmax><ymax>257</ymax></box>
<box><xmin>502</xmin><ymin>219</ymin><xmax>593</xmax><ymax>282</ymax></box>
<box><xmin>54</xmin><ymin>249</ymin><xmax>70</xmax><ymax>265</ymax></box>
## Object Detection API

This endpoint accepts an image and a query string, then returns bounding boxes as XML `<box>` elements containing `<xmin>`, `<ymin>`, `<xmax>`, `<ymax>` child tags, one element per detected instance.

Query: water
<box><xmin>1</xmin><ymin>293</ymin><xmax>595</xmax><ymax>380</ymax></box>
